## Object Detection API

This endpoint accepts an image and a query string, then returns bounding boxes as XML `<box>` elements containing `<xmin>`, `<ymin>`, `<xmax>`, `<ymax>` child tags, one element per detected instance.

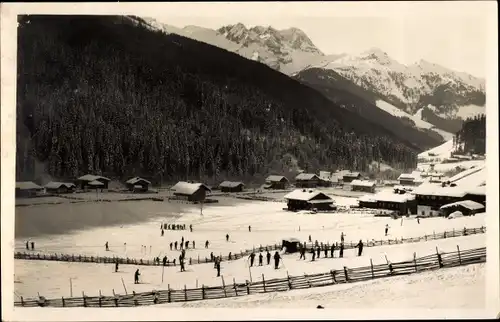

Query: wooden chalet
<box><xmin>15</xmin><ymin>181</ymin><xmax>44</xmax><ymax>198</ymax></box>
<box><xmin>295</xmin><ymin>173</ymin><xmax>321</xmax><ymax>188</ymax></box>
<box><xmin>284</xmin><ymin>189</ymin><xmax>335</xmax><ymax>211</ymax></box>
<box><xmin>76</xmin><ymin>174</ymin><xmax>111</xmax><ymax>190</ymax></box>
<box><xmin>218</xmin><ymin>181</ymin><xmax>245</xmax><ymax>193</ymax></box>
<box><xmin>351</xmin><ymin>179</ymin><xmax>376</xmax><ymax>193</ymax></box>
<box><xmin>263</xmin><ymin>175</ymin><xmax>289</xmax><ymax>190</ymax></box>
<box><xmin>342</xmin><ymin>172</ymin><xmax>361</xmax><ymax>183</ymax></box>
<box><xmin>126</xmin><ymin>177</ymin><xmax>151</xmax><ymax>192</ymax></box>
<box><xmin>440</xmin><ymin>200</ymin><xmax>485</xmax><ymax>217</ymax></box>
<box><xmin>171</xmin><ymin>181</ymin><xmax>211</xmax><ymax>202</ymax></box>
<box><xmin>44</xmin><ymin>182</ymin><xmax>76</xmax><ymax>194</ymax></box>
<box><xmin>397</xmin><ymin>173</ymin><xmax>417</xmax><ymax>186</ymax></box>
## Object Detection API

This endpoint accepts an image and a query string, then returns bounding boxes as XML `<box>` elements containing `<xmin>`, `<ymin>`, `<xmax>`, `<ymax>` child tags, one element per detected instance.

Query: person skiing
<box><xmin>180</xmin><ymin>258</ymin><xmax>185</xmax><ymax>272</ymax></box>
<box><xmin>190</xmin><ymin>224</ymin><xmax>193</xmax><ymax>232</ymax></box>
<box><xmin>417</xmin><ymin>218</ymin><xmax>420</xmax><ymax>224</ymax></box>
<box><xmin>273</xmin><ymin>251</ymin><xmax>281</xmax><ymax>269</ymax></box>
<box><xmin>339</xmin><ymin>243</ymin><xmax>344</xmax><ymax>258</ymax></box>
<box><xmin>228</xmin><ymin>252</ymin><xmax>232</xmax><ymax>260</ymax></box>
<box><xmin>192</xmin><ymin>241</ymin><xmax>196</xmax><ymax>249</ymax></box>
<box><xmin>266</xmin><ymin>250</ymin><xmax>271</xmax><ymax>265</ymax></box>
<box><xmin>299</xmin><ymin>246</ymin><xmax>306</xmax><ymax>260</ymax></box>
<box><xmin>385</xmin><ymin>224</ymin><xmax>390</xmax><ymax>236</ymax></box>
<box><xmin>249</xmin><ymin>252</ymin><xmax>256</xmax><ymax>267</ymax></box>
<box><xmin>308</xmin><ymin>235</ymin><xmax>312</xmax><ymax>242</ymax></box>
<box><xmin>25</xmin><ymin>241</ymin><xmax>29</xmax><ymax>250</ymax></box>
<box><xmin>174</xmin><ymin>241</ymin><xmax>178</xmax><ymax>250</ymax></box>
<box><xmin>173</xmin><ymin>258</ymin><xmax>176</xmax><ymax>266</ymax></box>
<box><xmin>115</xmin><ymin>261</ymin><xmax>119</xmax><ymax>272</ymax></box>
<box><xmin>169</xmin><ymin>242</ymin><xmax>173</xmax><ymax>250</ymax></box>
<box><xmin>324</xmin><ymin>247</ymin><xmax>328</xmax><ymax>258</ymax></box>
<box><xmin>356</xmin><ymin>239</ymin><xmax>364</xmax><ymax>256</ymax></box>
<box><xmin>258</xmin><ymin>253</ymin><xmax>263</xmax><ymax>266</ymax></box>
<box><xmin>311</xmin><ymin>248</ymin><xmax>316</xmax><ymax>261</ymax></box>
<box><xmin>210</xmin><ymin>252</ymin><xmax>214</xmax><ymax>262</ymax></box>
<box><xmin>105</xmin><ymin>242</ymin><xmax>109</xmax><ymax>251</ymax></box>
<box><xmin>163</xmin><ymin>256</ymin><xmax>167</xmax><ymax>266</ymax></box>
<box><xmin>161</xmin><ymin>229</ymin><xmax>164</xmax><ymax>236</ymax></box>
<box><xmin>248</xmin><ymin>225</ymin><xmax>251</xmax><ymax>232</ymax></box>
<box><xmin>330</xmin><ymin>244</ymin><xmax>335</xmax><ymax>258</ymax></box>
<box><xmin>226</xmin><ymin>234</ymin><xmax>229</xmax><ymax>242</ymax></box>
<box><xmin>134</xmin><ymin>269</ymin><xmax>140</xmax><ymax>284</ymax></box>
<box><xmin>316</xmin><ymin>246</ymin><xmax>321</xmax><ymax>258</ymax></box>
<box><xmin>216</xmin><ymin>259</ymin><xmax>221</xmax><ymax>277</ymax></box>
<box><xmin>340</xmin><ymin>232</ymin><xmax>345</xmax><ymax>243</ymax></box>
<box><xmin>185</xmin><ymin>241</ymin><xmax>189</xmax><ymax>249</ymax></box>
<box><xmin>205</xmin><ymin>240</ymin><xmax>209</xmax><ymax>248</ymax></box>
<box><xmin>181</xmin><ymin>236</ymin><xmax>184</xmax><ymax>244</ymax></box>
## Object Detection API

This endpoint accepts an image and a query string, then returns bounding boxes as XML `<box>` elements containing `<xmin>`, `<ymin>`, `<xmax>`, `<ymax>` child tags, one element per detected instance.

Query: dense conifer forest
<box><xmin>453</xmin><ymin>115</ymin><xmax>486</xmax><ymax>155</ymax></box>
<box><xmin>16</xmin><ymin>15</ymin><xmax>418</xmax><ymax>184</ymax></box>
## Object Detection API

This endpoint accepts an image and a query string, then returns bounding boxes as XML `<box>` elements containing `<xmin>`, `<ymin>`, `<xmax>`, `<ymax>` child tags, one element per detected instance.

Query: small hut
<box><xmin>218</xmin><ymin>181</ymin><xmax>245</xmax><ymax>193</ymax></box>
<box><xmin>351</xmin><ymin>180</ymin><xmax>376</xmax><ymax>193</ymax></box>
<box><xmin>284</xmin><ymin>189</ymin><xmax>335</xmax><ymax>211</ymax></box>
<box><xmin>295</xmin><ymin>173</ymin><xmax>321</xmax><ymax>188</ymax></box>
<box><xmin>125</xmin><ymin>177</ymin><xmax>151</xmax><ymax>192</ymax></box>
<box><xmin>282</xmin><ymin>238</ymin><xmax>301</xmax><ymax>253</ymax></box>
<box><xmin>15</xmin><ymin>181</ymin><xmax>44</xmax><ymax>198</ymax></box>
<box><xmin>171</xmin><ymin>181</ymin><xmax>211</xmax><ymax>202</ymax></box>
<box><xmin>44</xmin><ymin>182</ymin><xmax>76</xmax><ymax>194</ymax></box>
<box><xmin>263</xmin><ymin>175</ymin><xmax>289</xmax><ymax>190</ymax></box>
<box><xmin>76</xmin><ymin>174</ymin><xmax>111</xmax><ymax>190</ymax></box>
<box><xmin>342</xmin><ymin>172</ymin><xmax>361</xmax><ymax>183</ymax></box>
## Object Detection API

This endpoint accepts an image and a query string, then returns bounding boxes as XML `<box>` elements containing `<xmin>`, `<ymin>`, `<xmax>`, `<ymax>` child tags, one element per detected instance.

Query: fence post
<box><xmin>201</xmin><ymin>285</ymin><xmax>205</xmax><ymax>299</ymax></box>
<box><xmin>436</xmin><ymin>247</ymin><xmax>443</xmax><ymax>268</ymax></box>
<box><xmin>330</xmin><ymin>270</ymin><xmax>337</xmax><ymax>284</ymax></box>
<box><xmin>184</xmin><ymin>285</ymin><xmax>188</xmax><ymax>301</ymax></box>
<box><xmin>262</xmin><ymin>274</ymin><xmax>267</xmax><ymax>292</ymax></box>
<box><xmin>452</xmin><ymin>228</ymin><xmax>455</xmax><ymax>237</ymax></box>
<box><xmin>99</xmin><ymin>290</ymin><xmax>102</xmax><ymax>307</ymax></box>
<box><xmin>457</xmin><ymin>245</ymin><xmax>462</xmax><ymax>265</ymax></box>
<box><xmin>62</xmin><ymin>297</ymin><xmax>65</xmax><ymax>307</ymax></box>
<box><xmin>221</xmin><ymin>276</ymin><xmax>227</xmax><ymax>297</ymax></box>
<box><xmin>413</xmin><ymin>252</ymin><xmax>418</xmax><ymax>272</ymax></box>
<box><xmin>233</xmin><ymin>278</ymin><xmax>238</xmax><ymax>296</ymax></box>
<box><xmin>167</xmin><ymin>284</ymin><xmax>171</xmax><ymax>303</ymax></box>
<box><xmin>344</xmin><ymin>266</ymin><xmax>349</xmax><ymax>282</ymax></box>
<box><xmin>433</xmin><ymin>231</ymin><xmax>436</xmax><ymax>239</ymax></box>
<box><xmin>82</xmin><ymin>291</ymin><xmax>87</xmax><ymax>307</ymax></box>
<box><xmin>370</xmin><ymin>259</ymin><xmax>374</xmax><ymax>278</ymax></box>
<box><xmin>21</xmin><ymin>296</ymin><xmax>24</xmax><ymax>307</ymax></box>
<box><xmin>246</xmin><ymin>280</ymin><xmax>250</xmax><ymax>294</ymax></box>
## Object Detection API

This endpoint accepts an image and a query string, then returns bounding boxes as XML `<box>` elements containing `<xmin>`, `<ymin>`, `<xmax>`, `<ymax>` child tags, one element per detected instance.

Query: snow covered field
<box><xmin>167</xmin><ymin>263</ymin><xmax>485</xmax><ymax>309</ymax></box>
<box><xmin>13</xmin><ymin>195</ymin><xmax>486</xmax><ymax>300</ymax></box>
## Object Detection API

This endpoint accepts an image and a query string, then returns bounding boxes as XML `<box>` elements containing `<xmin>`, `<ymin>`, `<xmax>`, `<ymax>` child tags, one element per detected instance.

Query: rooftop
<box><xmin>15</xmin><ymin>181</ymin><xmax>43</xmax><ymax>190</ymax></box>
<box><xmin>126</xmin><ymin>177</ymin><xmax>152</xmax><ymax>185</ymax></box>
<box><xmin>440</xmin><ymin>200</ymin><xmax>485</xmax><ymax>211</ymax></box>
<box><xmin>77</xmin><ymin>174</ymin><xmax>111</xmax><ymax>182</ymax></box>
<box><xmin>44</xmin><ymin>182</ymin><xmax>76</xmax><ymax>189</ymax></box>
<box><xmin>172</xmin><ymin>181</ymin><xmax>211</xmax><ymax>195</ymax></box>
<box><xmin>284</xmin><ymin>189</ymin><xmax>333</xmax><ymax>202</ymax></box>
<box><xmin>295</xmin><ymin>173</ymin><xmax>320</xmax><ymax>181</ymax></box>
<box><xmin>219</xmin><ymin>181</ymin><xmax>245</xmax><ymax>188</ymax></box>
<box><xmin>351</xmin><ymin>179</ymin><xmax>375</xmax><ymax>187</ymax></box>
<box><xmin>265</xmin><ymin>175</ymin><xmax>288</xmax><ymax>182</ymax></box>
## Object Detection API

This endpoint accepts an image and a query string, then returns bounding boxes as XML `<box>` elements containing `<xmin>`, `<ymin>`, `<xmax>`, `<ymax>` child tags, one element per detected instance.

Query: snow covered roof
<box><xmin>295</xmin><ymin>173</ymin><xmax>320</xmax><ymax>180</ymax></box>
<box><xmin>398</xmin><ymin>173</ymin><xmax>416</xmax><ymax>181</ymax></box>
<box><xmin>450</xmin><ymin>166</ymin><xmax>486</xmax><ymax>187</ymax></box>
<box><xmin>465</xmin><ymin>185</ymin><xmax>486</xmax><ymax>196</ymax></box>
<box><xmin>219</xmin><ymin>181</ymin><xmax>244</xmax><ymax>188</ymax></box>
<box><xmin>343</xmin><ymin>172</ymin><xmax>361</xmax><ymax>178</ymax></box>
<box><xmin>77</xmin><ymin>174</ymin><xmax>111</xmax><ymax>182</ymax></box>
<box><xmin>126</xmin><ymin>177</ymin><xmax>151</xmax><ymax>185</ymax></box>
<box><xmin>358</xmin><ymin>195</ymin><xmax>377</xmax><ymax>203</ymax></box>
<box><xmin>265</xmin><ymin>175</ymin><xmax>288</xmax><ymax>183</ymax></box>
<box><xmin>351</xmin><ymin>179</ymin><xmax>375</xmax><ymax>187</ymax></box>
<box><xmin>413</xmin><ymin>183</ymin><xmax>468</xmax><ymax>198</ymax></box>
<box><xmin>284</xmin><ymin>189</ymin><xmax>332</xmax><ymax>202</ymax></box>
<box><xmin>171</xmin><ymin>181</ymin><xmax>211</xmax><ymax>195</ymax></box>
<box><xmin>440</xmin><ymin>200</ymin><xmax>485</xmax><ymax>211</ymax></box>
<box><xmin>88</xmin><ymin>180</ymin><xmax>104</xmax><ymax>186</ymax></box>
<box><xmin>44</xmin><ymin>182</ymin><xmax>76</xmax><ymax>189</ymax></box>
<box><xmin>15</xmin><ymin>181</ymin><xmax>43</xmax><ymax>190</ymax></box>
<box><xmin>371</xmin><ymin>191</ymin><xmax>415</xmax><ymax>203</ymax></box>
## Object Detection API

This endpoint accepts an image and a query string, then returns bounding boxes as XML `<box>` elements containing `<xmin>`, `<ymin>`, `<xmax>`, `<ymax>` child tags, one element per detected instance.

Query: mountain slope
<box><xmin>311</xmin><ymin>48</ymin><xmax>486</xmax><ymax>132</ymax></box>
<box><xmin>16</xmin><ymin>15</ymin><xmax>419</xmax><ymax>183</ymax></box>
<box><xmin>294</xmin><ymin>68</ymin><xmax>451</xmax><ymax>150</ymax></box>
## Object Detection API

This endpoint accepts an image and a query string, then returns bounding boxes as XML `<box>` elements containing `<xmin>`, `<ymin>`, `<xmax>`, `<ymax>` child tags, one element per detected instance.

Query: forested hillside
<box><xmin>453</xmin><ymin>115</ymin><xmax>486</xmax><ymax>155</ymax></box>
<box><xmin>16</xmin><ymin>15</ymin><xmax>418</xmax><ymax>184</ymax></box>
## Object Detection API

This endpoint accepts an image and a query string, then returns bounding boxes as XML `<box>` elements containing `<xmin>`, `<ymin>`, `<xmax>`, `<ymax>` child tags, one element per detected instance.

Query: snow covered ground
<box><xmin>14</xmin><ymin>194</ymin><xmax>486</xmax><ymax>300</ymax></box>
<box><xmin>166</xmin><ymin>263</ymin><xmax>485</xmax><ymax>309</ymax></box>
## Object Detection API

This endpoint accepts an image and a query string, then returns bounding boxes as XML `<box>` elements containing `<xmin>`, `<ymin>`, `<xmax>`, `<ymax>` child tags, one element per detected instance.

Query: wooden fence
<box><xmin>14</xmin><ymin>226</ymin><xmax>486</xmax><ymax>268</ymax></box>
<box><xmin>14</xmin><ymin>246</ymin><xmax>487</xmax><ymax>307</ymax></box>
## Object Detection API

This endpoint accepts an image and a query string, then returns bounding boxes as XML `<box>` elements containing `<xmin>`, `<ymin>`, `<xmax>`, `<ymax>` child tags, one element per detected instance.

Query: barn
<box><xmin>351</xmin><ymin>179</ymin><xmax>376</xmax><ymax>193</ymax></box>
<box><xmin>15</xmin><ymin>181</ymin><xmax>44</xmax><ymax>198</ymax></box>
<box><xmin>218</xmin><ymin>181</ymin><xmax>245</xmax><ymax>193</ymax></box>
<box><xmin>440</xmin><ymin>200</ymin><xmax>485</xmax><ymax>217</ymax></box>
<box><xmin>295</xmin><ymin>173</ymin><xmax>321</xmax><ymax>188</ymax></box>
<box><xmin>263</xmin><ymin>175</ymin><xmax>289</xmax><ymax>190</ymax></box>
<box><xmin>171</xmin><ymin>181</ymin><xmax>211</xmax><ymax>202</ymax></box>
<box><xmin>126</xmin><ymin>177</ymin><xmax>151</xmax><ymax>192</ymax></box>
<box><xmin>284</xmin><ymin>189</ymin><xmax>335</xmax><ymax>212</ymax></box>
<box><xmin>76</xmin><ymin>174</ymin><xmax>111</xmax><ymax>190</ymax></box>
<box><xmin>44</xmin><ymin>182</ymin><xmax>76</xmax><ymax>194</ymax></box>
<box><xmin>342</xmin><ymin>172</ymin><xmax>361</xmax><ymax>183</ymax></box>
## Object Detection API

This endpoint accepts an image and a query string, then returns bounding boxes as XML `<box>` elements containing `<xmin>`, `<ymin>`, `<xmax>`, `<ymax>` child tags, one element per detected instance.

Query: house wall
<box><xmin>189</xmin><ymin>188</ymin><xmax>207</xmax><ymax>202</ymax></box>
<box><xmin>267</xmin><ymin>181</ymin><xmax>286</xmax><ymax>190</ymax></box>
<box><xmin>358</xmin><ymin>200</ymin><xmax>378</xmax><ymax>208</ymax></box>
<box><xmin>221</xmin><ymin>185</ymin><xmax>243</xmax><ymax>193</ymax></box>
<box><xmin>287</xmin><ymin>199</ymin><xmax>312</xmax><ymax>211</ymax></box>
<box><xmin>399</xmin><ymin>179</ymin><xmax>415</xmax><ymax>186</ymax></box>
<box><xmin>352</xmin><ymin>185</ymin><xmax>375</xmax><ymax>193</ymax></box>
<box><xmin>295</xmin><ymin>179</ymin><xmax>319</xmax><ymax>188</ymax></box>
<box><xmin>342</xmin><ymin>176</ymin><xmax>360</xmax><ymax>183</ymax></box>
<box><xmin>417</xmin><ymin>205</ymin><xmax>441</xmax><ymax>217</ymax></box>
<box><xmin>96</xmin><ymin>178</ymin><xmax>109</xmax><ymax>189</ymax></box>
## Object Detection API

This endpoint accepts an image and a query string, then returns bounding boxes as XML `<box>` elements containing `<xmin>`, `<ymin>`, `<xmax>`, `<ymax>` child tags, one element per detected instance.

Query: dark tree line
<box><xmin>16</xmin><ymin>15</ymin><xmax>418</xmax><ymax>185</ymax></box>
<box><xmin>453</xmin><ymin>115</ymin><xmax>486</xmax><ymax>155</ymax></box>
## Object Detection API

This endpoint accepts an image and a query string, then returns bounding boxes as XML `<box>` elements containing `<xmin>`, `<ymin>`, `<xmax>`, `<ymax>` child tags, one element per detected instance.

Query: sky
<box><xmin>147</xmin><ymin>2</ymin><xmax>494</xmax><ymax>78</ymax></box>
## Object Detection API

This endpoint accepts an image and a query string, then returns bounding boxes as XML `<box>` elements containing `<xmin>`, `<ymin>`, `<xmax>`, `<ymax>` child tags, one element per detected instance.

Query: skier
<box><xmin>192</xmin><ymin>241</ymin><xmax>196</xmax><ymax>249</ymax></box>
<box><xmin>385</xmin><ymin>224</ymin><xmax>390</xmax><ymax>236</ymax></box>
<box><xmin>174</xmin><ymin>241</ymin><xmax>178</xmax><ymax>250</ymax></box>
<box><xmin>173</xmin><ymin>258</ymin><xmax>176</xmax><ymax>266</ymax></box>
<box><xmin>185</xmin><ymin>241</ymin><xmax>189</xmax><ymax>249</ymax></box>
<box><xmin>258</xmin><ymin>253</ymin><xmax>263</xmax><ymax>266</ymax></box>
<box><xmin>248</xmin><ymin>225</ymin><xmax>251</xmax><ymax>232</ymax></box>
<box><xmin>308</xmin><ymin>235</ymin><xmax>312</xmax><ymax>242</ymax></box>
<box><xmin>105</xmin><ymin>242</ymin><xmax>109</xmax><ymax>251</ymax></box>
<box><xmin>134</xmin><ymin>269</ymin><xmax>140</xmax><ymax>284</ymax></box>
<box><xmin>330</xmin><ymin>244</ymin><xmax>335</xmax><ymax>258</ymax></box>
<box><xmin>356</xmin><ymin>239</ymin><xmax>364</xmax><ymax>256</ymax></box>
<box><xmin>205</xmin><ymin>240</ymin><xmax>209</xmax><ymax>248</ymax></box>
<box><xmin>228</xmin><ymin>252</ymin><xmax>232</xmax><ymax>260</ymax></box>
<box><xmin>248</xmin><ymin>252</ymin><xmax>256</xmax><ymax>267</ymax></box>
<box><xmin>216</xmin><ymin>259</ymin><xmax>221</xmax><ymax>277</ymax></box>
<box><xmin>226</xmin><ymin>234</ymin><xmax>229</xmax><ymax>242</ymax></box>
<box><xmin>340</xmin><ymin>232</ymin><xmax>345</xmax><ymax>243</ymax></box>
<box><xmin>115</xmin><ymin>261</ymin><xmax>119</xmax><ymax>272</ymax></box>
<box><xmin>273</xmin><ymin>251</ymin><xmax>281</xmax><ymax>269</ymax></box>
<box><xmin>324</xmin><ymin>247</ymin><xmax>328</xmax><ymax>258</ymax></box>
<box><xmin>190</xmin><ymin>224</ymin><xmax>193</xmax><ymax>232</ymax></box>
<box><xmin>163</xmin><ymin>256</ymin><xmax>167</xmax><ymax>266</ymax></box>
<box><xmin>161</xmin><ymin>229</ymin><xmax>164</xmax><ymax>236</ymax></box>
<box><xmin>210</xmin><ymin>252</ymin><xmax>214</xmax><ymax>262</ymax></box>
<box><xmin>181</xmin><ymin>236</ymin><xmax>184</xmax><ymax>245</ymax></box>
<box><xmin>417</xmin><ymin>218</ymin><xmax>420</xmax><ymax>224</ymax></box>
<box><xmin>339</xmin><ymin>243</ymin><xmax>344</xmax><ymax>258</ymax></box>
<box><xmin>25</xmin><ymin>241</ymin><xmax>29</xmax><ymax>250</ymax></box>
<box><xmin>311</xmin><ymin>248</ymin><xmax>316</xmax><ymax>261</ymax></box>
<box><xmin>180</xmin><ymin>258</ymin><xmax>185</xmax><ymax>272</ymax></box>
<box><xmin>266</xmin><ymin>250</ymin><xmax>271</xmax><ymax>265</ymax></box>
<box><xmin>299</xmin><ymin>246</ymin><xmax>306</xmax><ymax>260</ymax></box>
<box><xmin>170</xmin><ymin>242</ymin><xmax>173</xmax><ymax>250</ymax></box>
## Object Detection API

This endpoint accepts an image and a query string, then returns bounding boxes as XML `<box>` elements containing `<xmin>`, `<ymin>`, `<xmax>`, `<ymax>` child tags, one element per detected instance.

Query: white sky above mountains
<box><xmin>150</xmin><ymin>1</ymin><xmax>494</xmax><ymax>78</ymax></box>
